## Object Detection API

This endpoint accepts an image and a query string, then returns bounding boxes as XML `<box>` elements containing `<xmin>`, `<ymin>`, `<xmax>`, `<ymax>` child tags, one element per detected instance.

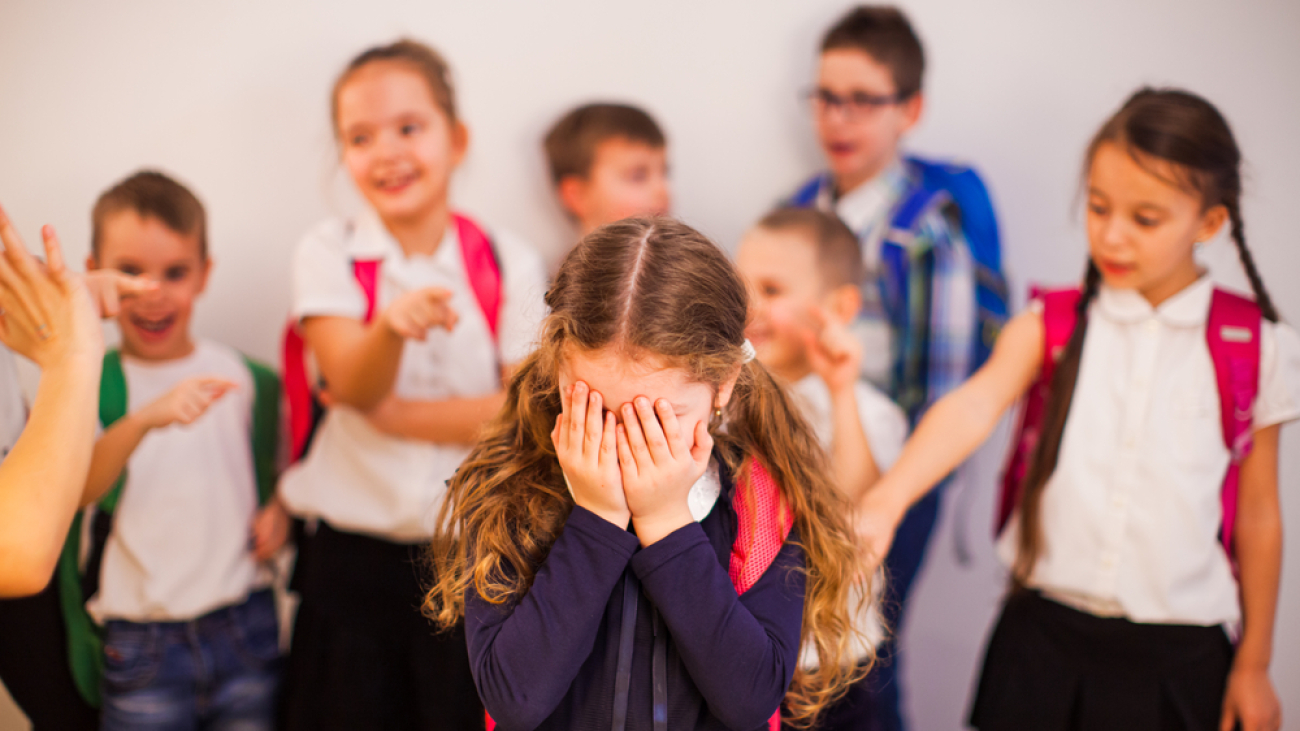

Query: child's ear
<box><xmin>85</xmin><ymin>254</ymin><xmax>100</xmax><ymax>272</ymax></box>
<box><xmin>715</xmin><ymin>364</ymin><xmax>743</xmax><ymax>410</ymax></box>
<box><xmin>900</xmin><ymin>91</ymin><xmax>925</xmax><ymax>133</ymax></box>
<box><xmin>450</xmin><ymin>121</ymin><xmax>471</xmax><ymax>168</ymax></box>
<box><xmin>196</xmin><ymin>257</ymin><xmax>214</xmax><ymax>295</ymax></box>
<box><xmin>557</xmin><ymin>175</ymin><xmax>589</xmax><ymax>222</ymax></box>
<box><xmin>824</xmin><ymin>283</ymin><xmax>861</xmax><ymax>324</ymax></box>
<box><xmin>1197</xmin><ymin>204</ymin><xmax>1229</xmax><ymax>244</ymax></box>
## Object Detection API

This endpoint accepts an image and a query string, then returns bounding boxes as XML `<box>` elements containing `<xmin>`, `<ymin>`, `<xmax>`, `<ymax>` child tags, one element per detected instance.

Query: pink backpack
<box><xmin>997</xmin><ymin>285</ymin><xmax>1262</xmax><ymax>567</ymax></box>
<box><xmin>281</xmin><ymin>213</ymin><xmax>502</xmax><ymax>461</ymax></box>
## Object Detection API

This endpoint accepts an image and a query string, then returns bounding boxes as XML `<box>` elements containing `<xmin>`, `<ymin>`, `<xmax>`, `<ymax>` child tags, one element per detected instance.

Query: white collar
<box><xmin>1095</xmin><ymin>275</ymin><xmax>1214</xmax><ymax>328</ymax></box>
<box><xmin>828</xmin><ymin>157</ymin><xmax>907</xmax><ymax>235</ymax></box>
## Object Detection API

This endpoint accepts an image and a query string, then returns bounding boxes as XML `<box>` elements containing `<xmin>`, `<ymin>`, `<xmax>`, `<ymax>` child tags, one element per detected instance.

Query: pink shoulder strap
<box><xmin>454</xmin><ymin>213</ymin><xmax>502</xmax><ymax>342</ymax></box>
<box><xmin>728</xmin><ymin>458</ymin><xmax>795</xmax><ymax>595</ymax></box>
<box><xmin>283</xmin><ymin>258</ymin><xmax>382</xmax><ymax>461</ymax></box>
<box><xmin>1206</xmin><ymin>287</ymin><xmax>1262</xmax><ymax>565</ymax></box>
<box><xmin>995</xmin><ymin>286</ymin><xmax>1080</xmax><ymax>534</ymax></box>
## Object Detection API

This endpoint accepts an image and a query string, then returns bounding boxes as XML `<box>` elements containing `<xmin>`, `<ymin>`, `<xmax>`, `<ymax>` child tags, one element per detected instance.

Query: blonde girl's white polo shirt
<box><xmin>279</xmin><ymin>209</ymin><xmax>548</xmax><ymax>543</ymax></box>
<box><xmin>998</xmin><ymin>277</ymin><xmax>1300</xmax><ymax>626</ymax></box>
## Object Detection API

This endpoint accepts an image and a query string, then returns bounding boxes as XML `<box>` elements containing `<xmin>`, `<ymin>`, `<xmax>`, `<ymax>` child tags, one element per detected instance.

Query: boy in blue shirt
<box><xmin>787</xmin><ymin>6</ymin><xmax>1004</xmax><ymax>730</ymax></box>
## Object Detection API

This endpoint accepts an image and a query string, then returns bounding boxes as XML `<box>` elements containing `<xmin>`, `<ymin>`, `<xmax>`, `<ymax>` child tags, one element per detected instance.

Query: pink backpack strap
<box><xmin>454</xmin><ymin>213</ymin><xmax>502</xmax><ymax>343</ymax></box>
<box><xmin>1206</xmin><ymin>288</ymin><xmax>1262</xmax><ymax>566</ymax></box>
<box><xmin>995</xmin><ymin>286</ymin><xmax>1081</xmax><ymax>535</ymax></box>
<box><xmin>282</xmin><ymin>257</ymin><xmax>382</xmax><ymax>461</ymax></box>
<box><xmin>728</xmin><ymin>458</ymin><xmax>795</xmax><ymax>595</ymax></box>
<box><xmin>726</xmin><ymin>457</ymin><xmax>794</xmax><ymax>731</ymax></box>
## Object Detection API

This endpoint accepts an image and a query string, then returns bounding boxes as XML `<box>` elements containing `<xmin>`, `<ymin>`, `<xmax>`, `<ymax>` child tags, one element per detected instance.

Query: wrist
<box><xmin>859</xmin><ymin>478</ymin><xmax>910</xmax><ymax>521</ymax></box>
<box><xmin>632</xmin><ymin>507</ymin><xmax>694</xmax><ymax>547</ymax></box>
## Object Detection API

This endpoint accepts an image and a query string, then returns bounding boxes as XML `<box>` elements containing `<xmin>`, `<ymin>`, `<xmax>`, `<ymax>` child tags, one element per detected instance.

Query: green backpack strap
<box><xmin>58</xmin><ymin>348</ymin><xmax>129</xmax><ymax>707</ymax></box>
<box><xmin>242</xmin><ymin>355</ymin><xmax>281</xmax><ymax>505</ymax></box>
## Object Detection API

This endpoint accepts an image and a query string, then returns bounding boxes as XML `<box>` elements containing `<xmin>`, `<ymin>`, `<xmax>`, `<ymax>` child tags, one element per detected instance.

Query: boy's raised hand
<box><xmin>616</xmin><ymin>396</ymin><xmax>712</xmax><ymax>547</ymax></box>
<box><xmin>136</xmin><ymin>376</ymin><xmax>237</xmax><ymax>430</ymax></box>
<box><xmin>382</xmin><ymin>286</ymin><xmax>458</xmax><ymax>341</ymax></box>
<box><xmin>552</xmin><ymin>381</ymin><xmax>628</xmax><ymax>528</ymax></box>
<box><xmin>803</xmin><ymin>304</ymin><xmax>862</xmax><ymax>396</ymax></box>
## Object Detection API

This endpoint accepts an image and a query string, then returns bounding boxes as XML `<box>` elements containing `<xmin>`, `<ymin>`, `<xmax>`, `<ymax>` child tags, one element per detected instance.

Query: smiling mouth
<box><xmin>131</xmin><ymin>314</ymin><xmax>176</xmax><ymax>338</ymax></box>
<box><xmin>375</xmin><ymin>171</ymin><xmax>419</xmax><ymax>193</ymax></box>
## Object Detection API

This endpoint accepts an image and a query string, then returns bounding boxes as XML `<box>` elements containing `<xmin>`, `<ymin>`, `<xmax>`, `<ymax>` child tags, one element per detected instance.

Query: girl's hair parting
<box><xmin>1012</xmin><ymin>87</ymin><xmax>1279</xmax><ymax>585</ymax></box>
<box><xmin>426</xmin><ymin>216</ymin><xmax>871</xmax><ymax>726</ymax></box>
<box><xmin>330</xmin><ymin>38</ymin><xmax>458</xmax><ymax>134</ymax></box>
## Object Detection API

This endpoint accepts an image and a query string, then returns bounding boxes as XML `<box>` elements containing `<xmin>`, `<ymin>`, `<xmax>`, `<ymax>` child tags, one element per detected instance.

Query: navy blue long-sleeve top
<box><xmin>465</xmin><ymin>468</ymin><xmax>806</xmax><ymax>731</ymax></box>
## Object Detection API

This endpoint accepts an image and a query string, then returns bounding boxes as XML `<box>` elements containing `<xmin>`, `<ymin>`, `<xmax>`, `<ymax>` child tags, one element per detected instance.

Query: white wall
<box><xmin>1</xmin><ymin>1</ymin><xmax>1297</xmax><ymax>728</ymax></box>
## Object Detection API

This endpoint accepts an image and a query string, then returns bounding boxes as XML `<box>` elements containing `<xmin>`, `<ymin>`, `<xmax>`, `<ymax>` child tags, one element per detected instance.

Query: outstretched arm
<box><xmin>1219</xmin><ymin>424</ymin><xmax>1283</xmax><ymax>731</ymax></box>
<box><xmin>0</xmin><ymin>210</ymin><xmax>104</xmax><ymax>596</ymax></box>
<box><xmin>82</xmin><ymin>376</ymin><xmax>236</xmax><ymax>505</ymax></box>
<box><xmin>301</xmin><ymin>286</ymin><xmax>457</xmax><ymax>411</ymax></box>
<box><xmin>856</xmin><ymin>308</ymin><xmax>1045</xmax><ymax>570</ymax></box>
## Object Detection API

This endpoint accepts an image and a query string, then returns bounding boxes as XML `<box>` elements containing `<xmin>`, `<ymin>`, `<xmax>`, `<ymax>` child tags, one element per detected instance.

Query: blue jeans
<box><xmin>101</xmin><ymin>590</ymin><xmax>281</xmax><ymax>731</ymax></box>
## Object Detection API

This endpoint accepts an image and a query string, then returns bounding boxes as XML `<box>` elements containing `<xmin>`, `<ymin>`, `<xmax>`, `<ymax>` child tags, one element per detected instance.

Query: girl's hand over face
<box><xmin>552</xmin><ymin>382</ymin><xmax>628</xmax><ymax>528</ymax></box>
<box><xmin>382</xmin><ymin>286</ymin><xmax>458</xmax><ymax>341</ymax></box>
<box><xmin>617</xmin><ymin>397</ymin><xmax>713</xmax><ymax>546</ymax></box>
<box><xmin>1220</xmin><ymin>665</ymin><xmax>1281</xmax><ymax>731</ymax></box>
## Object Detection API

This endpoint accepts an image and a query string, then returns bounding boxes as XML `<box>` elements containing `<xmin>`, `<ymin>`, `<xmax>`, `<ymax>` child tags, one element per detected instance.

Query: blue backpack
<box><xmin>789</xmin><ymin>155</ymin><xmax>1009</xmax><ymax>371</ymax></box>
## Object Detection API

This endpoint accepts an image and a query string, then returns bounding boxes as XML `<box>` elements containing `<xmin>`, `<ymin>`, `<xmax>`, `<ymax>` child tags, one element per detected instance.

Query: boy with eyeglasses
<box><xmin>785</xmin><ymin>6</ymin><xmax>1006</xmax><ymax>731</ymax></box>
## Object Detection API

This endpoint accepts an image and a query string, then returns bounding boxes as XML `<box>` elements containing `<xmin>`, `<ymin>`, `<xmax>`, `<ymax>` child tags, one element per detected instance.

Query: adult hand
<box><xmin>616</xmin><ymin>396</ymin><xmax>712</xmax><ymax>546</ymax></box>
<box><xmin>551</xmin><ymin>381</ymin><xmax>628</xmax><ymax>527</ymax></box>
<box><xmin>382</xmin><ymin>286</ymin><xmax>458</xmax><ymax>341</ymax></box>
<box><xmin>0</xmin><ymin>206</ymin><xmax>101</xmax><ymax>368</ymax></box>
<box><xmin>84</xmin><ymin>269</ymin><xmax>156</xmax><ymax>318</ymax></box>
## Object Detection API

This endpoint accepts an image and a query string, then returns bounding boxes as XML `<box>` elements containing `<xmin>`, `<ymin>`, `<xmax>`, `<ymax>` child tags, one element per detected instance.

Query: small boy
<box><xmin>737</xmin><ymin>207</ymin><xmax>908</xmax><ymax>730</ymax></box>
<box><xmin>786</xmin><ymin>7</ymin><xmax>1006</xmax><ymax>730</ymax></box>
<box><xmin>72</xmin><ymin>171</ymin><xmax>287</xmax><ymax>729</ymax></box>
<box><xmin>543</xmin><ymin>102</ymin><xmax>671</xmax><ymax>238</ymax></box>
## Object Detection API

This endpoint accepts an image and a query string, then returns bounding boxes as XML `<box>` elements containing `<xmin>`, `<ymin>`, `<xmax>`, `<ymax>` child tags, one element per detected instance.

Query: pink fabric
<box><xmin>1206</xmin><ymin>288</ymin><xmax>1261</xmax><ymax>566</ymax></box>
<box><xmin>455</xmin><ymin>213</ymin><xmax>502</xmax><ymax>340</ymax></box>
<box><xmin>729</xmin><ymin>459</ymin><xmax>795</xmax><ymax>595</ymax></box>
<box><xmin>996</xmin><ymin>287</ymin><xmax>1079</xmax><ymax>534</ymax></box>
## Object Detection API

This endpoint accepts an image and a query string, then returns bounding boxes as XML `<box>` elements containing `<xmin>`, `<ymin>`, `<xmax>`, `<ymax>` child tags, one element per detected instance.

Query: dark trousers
<box><xmin>0</xmin><ymin>578</ymin><xmax>100</xmax><ymax>730</ymax></box>
<box><xmin>279</xmin><ymin>522</ymin><xmax>484</xmax><ymax>731</ymax></box>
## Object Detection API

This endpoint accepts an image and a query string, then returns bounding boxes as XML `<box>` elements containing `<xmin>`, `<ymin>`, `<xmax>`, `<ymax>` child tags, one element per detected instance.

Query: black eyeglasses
<box><xmin>806</xmin><ymin>87</ymin><xmax>906</xmax><ymax>121</ymax></box>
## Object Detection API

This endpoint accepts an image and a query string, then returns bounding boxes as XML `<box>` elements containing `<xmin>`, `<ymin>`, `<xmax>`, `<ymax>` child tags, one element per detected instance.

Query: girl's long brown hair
<box><xmin>426</xmin><ymin>217</ymin><xmax>870</xmax><ymax>726</ymax></box>
<box><xmin>1012</xmin><ymin>88</ymin><xmax>1280</xmax><ymax>585</ymax></box>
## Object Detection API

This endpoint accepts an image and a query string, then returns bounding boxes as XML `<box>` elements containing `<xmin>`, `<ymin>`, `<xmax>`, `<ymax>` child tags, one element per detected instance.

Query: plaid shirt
<box><xmin>796</xmin><ymin>161</ymin><xmax>977</xmax><ymax>425</ymax></box>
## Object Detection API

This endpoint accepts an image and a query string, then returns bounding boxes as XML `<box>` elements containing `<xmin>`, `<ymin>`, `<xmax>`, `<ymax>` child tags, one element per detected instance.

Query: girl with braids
<box><xmin>426</xmin><ymin>217</ymin><xmax>869</xmax><ymax>730</ymax></box>
<box><xmin>855</xmin><ymin>88</ymin><xmax>1298</xmax><ymax>731</ymax></box>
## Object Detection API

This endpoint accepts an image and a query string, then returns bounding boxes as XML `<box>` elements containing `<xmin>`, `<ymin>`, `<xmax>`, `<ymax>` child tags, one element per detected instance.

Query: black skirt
<box><xmin>279</xmin><ymin>522</ymin><xmax>484</xmax><ymax>731</ymax></box>
<box><xmin>969</xmin><ymin>590</ymin><xmax>1233</xmax><ymax>731</ymax></box>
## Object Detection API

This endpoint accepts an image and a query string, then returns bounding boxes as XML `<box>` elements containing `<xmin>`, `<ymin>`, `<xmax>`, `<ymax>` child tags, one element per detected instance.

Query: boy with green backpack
<box><xmin>63</xmin><ymin>170</ymin><xmax>287</xmax><ymax>729</ymax></box>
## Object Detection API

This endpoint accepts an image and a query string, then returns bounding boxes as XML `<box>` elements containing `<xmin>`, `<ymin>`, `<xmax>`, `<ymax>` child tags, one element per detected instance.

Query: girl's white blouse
<box><xmin>998</xmin><ymin>277</ymin><xmax>1300</xmax><ymax>626</ymax></box>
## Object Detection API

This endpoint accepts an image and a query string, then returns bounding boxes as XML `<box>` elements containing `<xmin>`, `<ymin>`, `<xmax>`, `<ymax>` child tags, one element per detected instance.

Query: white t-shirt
<box><xmin>279</xmin><ymin>209</ymin><xmax>548</xmax><ymax>542</ymax></box>
<box><xmin>999</xmin><ymin>278</ymin><xmax>1300</xmax><ymax>626</ymax></box>
<box><xmin>0</xmin><ymin>347</ymin><xmax>26</xmax><ymax>460</ymax></box>
<box><xmin>88</xmin><ymin>341</ymin><xmax>271</xmax><ymax>623</ymax></box>
<box><xmin>789</xmin><ymin>373</ymin><xmax>909</xmax><ymax>663</ymax></box>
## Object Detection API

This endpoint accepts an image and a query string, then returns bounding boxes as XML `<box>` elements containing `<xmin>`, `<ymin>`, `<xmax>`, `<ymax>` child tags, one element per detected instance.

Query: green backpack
<box><xmin>55</xmin><ymin>349</ymin><xmax>280</xmax><ymax>706</ymax></box>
